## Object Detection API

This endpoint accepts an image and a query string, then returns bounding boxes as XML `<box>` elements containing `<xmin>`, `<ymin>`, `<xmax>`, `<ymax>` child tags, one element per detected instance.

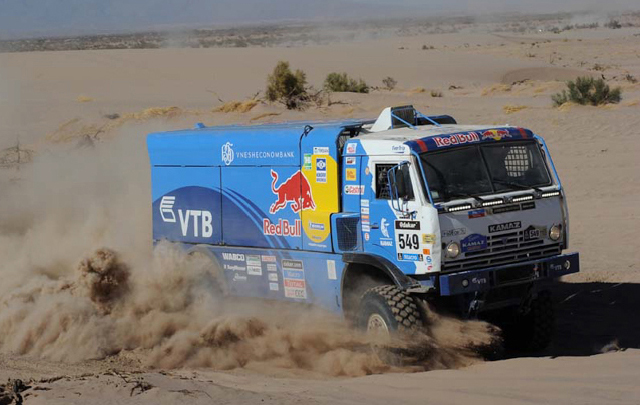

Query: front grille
<box><xmin>442</xmin><ymin>230</ymin><xmax>561</xmax><ymax>272</ymax></box>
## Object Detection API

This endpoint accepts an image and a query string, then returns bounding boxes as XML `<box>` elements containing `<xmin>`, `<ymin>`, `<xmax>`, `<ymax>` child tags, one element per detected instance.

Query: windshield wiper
<box><xmin>446</xmin><ymin>191</ymin><xmax>484</xmax><ymax>204</ymax></box>
<box><xmin>492</xmin><ymin>178</ymin><xmax>542</xmax><ymax>193</ymax></box>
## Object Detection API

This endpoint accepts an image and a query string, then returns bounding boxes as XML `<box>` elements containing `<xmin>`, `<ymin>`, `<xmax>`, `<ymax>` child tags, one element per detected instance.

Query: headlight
<box><xmin>549</xmin><ymin>225</ymin><xmax>562</xmax><ymax>241</ymax></box>
<box><xmin>445</xmin><ymin>242</ymin><xmax>461</xmax><ymax>258</ymax></box>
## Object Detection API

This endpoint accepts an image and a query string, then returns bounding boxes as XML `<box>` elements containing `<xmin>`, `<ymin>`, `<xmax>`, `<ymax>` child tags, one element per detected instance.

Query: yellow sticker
<box><xmin>346</xmin><ymin>168</ymin><xmax>357</xmax><ymax>181</ymax></box>
<box><xmin>422</xmin><ymin>234</ymin><xmax>436</xmax><ymax>244</ymax></box>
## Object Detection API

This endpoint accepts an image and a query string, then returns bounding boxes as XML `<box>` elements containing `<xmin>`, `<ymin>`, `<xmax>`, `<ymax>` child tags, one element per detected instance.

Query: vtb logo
<box><xmin>159</xmin><ymin>195</ymin><xmax>213</xmax><ymax>238</ymax></box>
<box><xmin>269</xmin><ymin>169</ymin><xmax>316</xmax><ymax>214</ymax></box>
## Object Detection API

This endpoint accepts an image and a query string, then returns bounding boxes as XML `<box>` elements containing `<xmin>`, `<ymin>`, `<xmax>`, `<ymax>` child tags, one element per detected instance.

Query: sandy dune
<box><xmin>1</xmin><ymin>14</ymin><xmax>640</xmax><ymax>405</ymax></box>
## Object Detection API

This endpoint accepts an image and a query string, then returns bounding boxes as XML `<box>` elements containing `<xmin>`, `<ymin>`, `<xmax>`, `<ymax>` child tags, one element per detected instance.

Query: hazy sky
<box><xmin>1</xmin><ymin>0</ymin><xmax>637</xmax><ymax>38</ymax></box>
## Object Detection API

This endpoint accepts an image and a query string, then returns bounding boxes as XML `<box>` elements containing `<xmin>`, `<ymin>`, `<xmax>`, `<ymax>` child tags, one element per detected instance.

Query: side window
<box><xmin>375</xmin><ymin>163</ymin><xmax>414</xmax><ymax>200</ymax></box>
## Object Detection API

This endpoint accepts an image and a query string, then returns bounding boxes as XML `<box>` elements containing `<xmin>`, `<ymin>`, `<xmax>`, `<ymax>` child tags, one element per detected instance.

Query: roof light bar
<box><xmin>512</xmin><ymin>195</ymin><xmax>534</xmax><ymax>203</ymax></box>
<box><xmin>541</xmin><ymin>191</ymin><xmax>561</xmax><ymax>198</ymax></box>
<box><xmin>482</xmin><ymin>199</ymin><xmax>503</xmax><ymax>207</ymax></box>
<box><xmin>447</xmin><ymin>204</ymin><xmax>473</xmax><ymax>212</ymax></box>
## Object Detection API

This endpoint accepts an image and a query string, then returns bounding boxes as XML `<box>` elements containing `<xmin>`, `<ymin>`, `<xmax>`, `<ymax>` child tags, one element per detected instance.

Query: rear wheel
<box><xmin>357</xmin><ymin>285</ymin><xmax>423</xmax><ymax>335</ymax></box>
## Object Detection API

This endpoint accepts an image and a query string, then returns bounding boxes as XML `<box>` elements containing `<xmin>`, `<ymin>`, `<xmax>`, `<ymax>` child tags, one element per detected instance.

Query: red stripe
<box><xmin>416</xmin><ymin>139</ymin><xmax>428</xmax><ymax>152</ymax></box>
<box><xmin>518</xmin><ymin>127</ymin><xmax>528</xmax><ymax>138</ymax></box>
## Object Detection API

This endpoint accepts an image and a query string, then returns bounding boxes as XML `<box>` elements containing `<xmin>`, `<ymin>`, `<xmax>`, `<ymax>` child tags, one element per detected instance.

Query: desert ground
<box><xmin>1</xmin><ymin>12</ymin><xmax>639</xmax><ymax>405</ymax></box>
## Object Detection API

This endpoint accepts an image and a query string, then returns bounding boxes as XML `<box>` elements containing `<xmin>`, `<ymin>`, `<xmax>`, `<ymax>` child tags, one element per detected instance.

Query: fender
<box><xmin>341</xmin><ymin>253</ymin><xmax>431</xmax><ymax>292</ymax></box>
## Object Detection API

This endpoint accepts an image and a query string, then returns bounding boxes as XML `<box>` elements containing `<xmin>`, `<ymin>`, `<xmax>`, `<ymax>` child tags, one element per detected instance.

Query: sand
<box><xmin>1</xmin><ymin>14</ymin><xmax>640</xmax><ymax>405</ymax></box>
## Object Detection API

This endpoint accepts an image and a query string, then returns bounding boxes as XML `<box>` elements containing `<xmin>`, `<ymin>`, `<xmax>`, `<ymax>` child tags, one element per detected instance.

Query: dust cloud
<box><xmin>0</xmin><ymin>126</ymin><xmax>498</xmax><ymax>377</ymax></box>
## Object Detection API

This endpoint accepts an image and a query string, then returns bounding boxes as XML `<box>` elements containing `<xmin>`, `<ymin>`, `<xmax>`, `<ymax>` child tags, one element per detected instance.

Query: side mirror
<box><xmin>387</xmin><ymin>161</ymin><xmax>414</xmax><ymax>214</ymax></box>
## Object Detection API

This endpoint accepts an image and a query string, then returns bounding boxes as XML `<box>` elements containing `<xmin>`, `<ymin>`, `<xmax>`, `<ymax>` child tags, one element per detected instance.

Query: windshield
<box><xmin>419</xmin><ymin>140</ymin><xmax>552</xmax><ymax>203</ymax></box>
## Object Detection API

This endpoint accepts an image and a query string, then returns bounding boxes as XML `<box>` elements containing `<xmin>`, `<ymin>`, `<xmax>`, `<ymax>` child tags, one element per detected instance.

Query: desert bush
<box><xmin>605</xmin><ymin>19</ymin><xmax>622</xmax><ymax>29</ymax></box>
<box><xmin>382</xmin><ymin>76</ymin><xmax>397</xmax><ymax>90</ymax></box>
<box><xmin>552</xmin><ymin>76</ymin><xmax>622</xmax><ymax>107</ymax></box>
<box><xmin>265</xmin><ymin>61</ymin><xmax>309</xmax><ymax>110</ymax></box>
<box><xmin>324</xmin><ymin>72</ymin><xmax>369</xmax><ymax>93</ymax></box>
<box><xmin>430</xmin><ymin>90</ymin><xmax>443</xmax><ymax>98</ymax></box>
<box><xmin>624</xmin><ymin>73</ymin><xmax>638</xmax><ymax>84</ymax></box>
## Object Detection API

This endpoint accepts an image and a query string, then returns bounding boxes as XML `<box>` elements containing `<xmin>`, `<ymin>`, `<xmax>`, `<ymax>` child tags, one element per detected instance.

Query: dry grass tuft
<box><xmin>481</xmin><ymin>84</ymin><xmax>512</xmax><ymax>96</ymax></box>
<box><xmin>214</xmin><ymin>100</ymin><xmax>259</xmax><ymax>113</ymax></box>
<box><xmin>121</xmin><ymin>106</ymin><xmax>183</xmax><ymax>120</ymax></box>
<box><xmin>408</xmin><ymin>87</ymin><xmax>426</xmax><ymax>94</ymax></box>
<box><xmin>503</xmin><ymin>105</ymin><xmax>527</xmax><ymax>114</ymax></box>
<box><xmin>76</xmin><ymin>95</ymin><xmax>94</xmax><ymax>103</ymax></box>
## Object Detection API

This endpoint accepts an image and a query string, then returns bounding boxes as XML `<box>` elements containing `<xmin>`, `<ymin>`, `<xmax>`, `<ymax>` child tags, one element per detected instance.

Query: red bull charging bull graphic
<box><xmin>269</xmin><ymin>169</ymin><xmax>316</xmax><ymax>214</ymax></box>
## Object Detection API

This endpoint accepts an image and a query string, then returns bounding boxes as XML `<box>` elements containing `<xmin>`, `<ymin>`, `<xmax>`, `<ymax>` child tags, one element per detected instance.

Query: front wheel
<box><xmin>499</xmin><ymin>290</ymin><xmax>555</xmax><ymax>352</ymax></box>
<box><xmin>357</xmin><ymin>285</ymin><xmax>424</xmax><ymax>335</ymax></box>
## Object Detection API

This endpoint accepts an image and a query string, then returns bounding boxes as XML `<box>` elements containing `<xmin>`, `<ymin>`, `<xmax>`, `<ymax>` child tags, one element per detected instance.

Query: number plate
<box><xmin>395</xmin><ymin>220</ymin><xmax>422</xmax><ymax>261</ymax></box>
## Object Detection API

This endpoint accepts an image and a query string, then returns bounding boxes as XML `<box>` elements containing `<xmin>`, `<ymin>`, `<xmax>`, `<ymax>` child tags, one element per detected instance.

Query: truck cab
<box><xmin>147</xmin><ymin>105</ymin><xmax>579</xmax><ymax>351</ymax></box>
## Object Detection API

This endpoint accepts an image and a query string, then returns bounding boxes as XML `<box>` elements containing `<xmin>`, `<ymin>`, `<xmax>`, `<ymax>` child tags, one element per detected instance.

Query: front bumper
<box><xmin>438</xmin><ymin>252</ymin><xmax>579</xmax><ymax>296</ymax></box>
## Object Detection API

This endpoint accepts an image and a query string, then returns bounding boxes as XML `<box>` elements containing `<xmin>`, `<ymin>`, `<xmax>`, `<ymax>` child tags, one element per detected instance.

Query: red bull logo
<box><xmin>433</xmin><ymin>132</ymin><xmax>480</xmax><ymax>148</ymax></box>
<box><xmin>481</xmin><ymin>129</ymin><xmax>512</xmax><ymax>141</ymax></box>
<box><xmin>269</xmin><ymin>169</ymin><xmax>316</xmax><ymax>214</ymax></box>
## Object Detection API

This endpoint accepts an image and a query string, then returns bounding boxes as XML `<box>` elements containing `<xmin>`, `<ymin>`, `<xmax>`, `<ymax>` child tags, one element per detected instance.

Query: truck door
<box><xmin>362</xmin><ymin>156</ymin><xmax>440</xmax><ymax>275</ymax></box>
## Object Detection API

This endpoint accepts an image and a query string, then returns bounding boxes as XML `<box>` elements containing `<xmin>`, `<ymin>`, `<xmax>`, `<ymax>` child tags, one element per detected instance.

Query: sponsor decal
<box><xmin>472</xmin><ymin>277</ymin><xmax>488</xmax><ymax>285</ymax></box>
<box><xmin>380</xmin><ymin>240</ymin><xmax>393</xmax><ymax>247</ymax></box>
<box><xmin>327</xmin><ymin>260</ymin><xmax>337</xmax><ymax>280</ymax></box>
<box><xmin>282</xmin><ymin>259</ymin><xmax>303</xmax><ymax>270</ymax></box>
<box><xmin>344</xmin><ymin>185</ymin><xmax>365</xmax><ymax>195</ymax></box>
<box><xmin>235</xmin><ymin>150</ymin><xmax>295</xmax><ymax>160</ymax></box>
<box><xmin>346</xmin><ymin>157</ymin><xmax>356</xmax><ymax>165</ymax></box>
<box><xmin>423</xmin><ymin>248</ymin><xmax>431</xmax><ymax>255</ymax></box>
<box><xmin>346</xmin><ymin>143</ymin><xmax>357</xmax><ymax>154</ymax></box>
<box><xmin>159</xmin><ymin>195</ymin><xmax>213</xmax><ymax>238</ymax></box>
<box><xmin>224</xmin><ymin>264</ymin><xmax>246</xmax><ymax>271</ymax></box>
<box><xmin>303</xmin><ymin>153</ymin><xmax>312</xmax><ymax>170</ymax></box>
<box><xmin>442</xmin><ymin>228</ymin><xmax>467</xmax><ymax>237</ymax></box>
<box><xmin>422</xmin><ymin>233</ymin><xmax>436</xmax><ymax>245</ymax></box>
<box><xmin>521</xmin><ymin>201</ymin><xmax>536</xmax><ymax>210</ymax></box>
<box><xmin>282</xmin><ymin>260</ymin><xmax>307</xmax><ymax>299</ymax></box>
<box><xmin>269</xmin><ymin>169</ymin><xmax>316</xmax><ymax>214</ymax></box>
<box><xmin>232</xmin><ymin>273</ymin><xmax>247</xmax><ymax>282</ymax></box>
<box><xmin>492</xmin><ymin>204</ymin><xmax>520</xmax><ymax>214</ymax></box>
<box><xmin>268</xmin><ymin>272</ymin><xmax>279</xmax><ymax>282</ymax></box>
<box><xmin>488</xmin><ymin>221</ymin><xmax>522</xmax><ymax>233</ymax></box>
<box><xmin>426</xmin><ymin>255</ymin><xmax>433</xmax><ymax>264</ymax></box>
<box><xmin>361</xmin><ymin>199</ymin><xmax>369</xmax><ymax>207</ymax></box>
<box><xmin>316</xmin><ymin>158</ymin><xmax>327</xmax><ymax>184</ymax></box>
<box><xmin>267</xmin><ymin>263</ymin><xmax>278</xmax><ymax>272</ymax></box>
<box><xmin>309</xmin><ymin>222</ymin><xmax>325</xmax><ymax>231</ymax></box>
<box><xmin>365</xmin><ymin>166</ymin><xmax>370</xmax><ymax>176</ymax></box>
<box><xmin>221</xmin><ymin>142</ymin><xmax>234</xmax><ymax>166</ymax></box>
<box><xmin>222</xmin><ymin>252</ymin><xmax>245</xmax><ymax>262</ymax></box>
<box><xmin>346</xmin><ymin>168</ymin><xmax>357</xmax><ymax>181</ymax></box>
<box><xmin>395</xmin><ymin>221</ymin><xmax>420</xmax><ymax>230</ymax></box>
<box><xmin>261</xmin><ymin>255</ymin><xmax>277</xmax><ymax>262</ymax></box>
<box><xmin>159</xmin><ymin>196</ymin><xmax>176</xmax><ymax>222</ymax></box>
<box><xmin>523</xmin><ymin>225</ymin><xmax>546</xmax><ymax>241</ymax></box>
<box><xmin>468</xmin><ymin>209</ymin><xmax>486</xmax><ymax>219</ymax></box>
<box><xmin>461</xmin><ymin>233</ymin><xmax>488</xmax><ymax>252</ymax></box>
<box><xmin>247</xmin><ymin>266</ymin><xmax>263</xmax><ymax>276</ymax></box>
<box><xmin>263</xmin><ymin>218</ymin><xmax>302</xmax><ymax>237</ymax></box>
<box><xmin>246</xmin><ymin>255</ymin><xmax>261</xmax><ymax>266</ymax></box>
<box><xmin>269</xmin><ymin>282</ymin><xmax>279</xmax><ymax>291</ymax></box>
<box><xmin>314</xmin><ymin>146</ymin><xmax>330</xmax><ymax>155</ymax></box>
<box><xmin>391</xmin><ymin>145</ymin><xmax>407</xmax><ymax>153</ymax></box>
<box><xmin>362</xmin><ymin>225</ymin><xmax>371</xmax><ymax>232</ymax></box>
<box><xmin>361</xmin><ymin>214</ymin><xmax>370</xmax><ymax>222</ymax></box>
<box><xmin>433</xmin><ymin>132</ymin><xmax>480</xmax><ymax>148</ymax></box>
<box><xmin>380</xmin><ymin>218</ymin><xmax>390</xmax><ymax>238</ymax></box>
<box><xmin>364</xmin><ymin>233</ymin><xmax>370</xmax><ymax>241</ymax></box>
<box><xmin>481</xmin><ymin>129</ymin><xmax>512</xmax><ymax>141</ymax></box>
<box><xmin>398</xmin><ymin>253</ymin><xmax>423</xmax><ymax>262</ymax></box>
<box><xmin>360</xmin><ymin>206</ymin><xmax>369</xmax><ymax>215</ymax></box>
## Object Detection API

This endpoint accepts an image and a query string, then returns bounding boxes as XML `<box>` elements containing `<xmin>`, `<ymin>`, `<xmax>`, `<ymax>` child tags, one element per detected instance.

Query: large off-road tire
<box><xmin>501</xmin><ymin>290</ymin><xmax>555</xmax><ymax>352</ymax></box>
<box><xmin>357</xmin><ymin>285</ymin><xmax>424</xmax><ymax>335</ymax></box>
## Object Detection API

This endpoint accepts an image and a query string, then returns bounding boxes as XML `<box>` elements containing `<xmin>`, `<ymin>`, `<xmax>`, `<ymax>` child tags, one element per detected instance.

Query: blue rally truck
<box><xmin>147</xmin><ymin>105</ymin><xmax>579</xmax><ymax>351</ymax></box>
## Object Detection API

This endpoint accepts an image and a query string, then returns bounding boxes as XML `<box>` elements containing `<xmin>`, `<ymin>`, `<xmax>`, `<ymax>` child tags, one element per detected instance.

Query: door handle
<box><xmin>371</xmin><ymin>223</ymin><xmax>379</xmax><ymax>229</ymax></box>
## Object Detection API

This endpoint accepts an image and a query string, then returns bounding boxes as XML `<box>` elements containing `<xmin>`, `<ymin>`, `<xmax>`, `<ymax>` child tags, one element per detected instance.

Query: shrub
<box><xmin>324</xmin><ymin>72</ymin><xmax>369</xmax><ymax>93</ymax></box>
<box><xmin>552</xmin><ymin>76</ymin><xmax>622</xmax><ymax>107</ymax></box>
<box><xmin>382</xmin><ymin>76</ymin><xmax>397</xmax><ymax>90</ymax></box>
<box><xmin>265</xmin><ymin>61</ymin><xmax>309</xmax><ymax>110</ymax></box>
<box><xmin>430</xmin><ymin>90</ymin><xmax>443</xmax><ymax>98</ymax></box>
<box><xmin>605</xmin><ymin>19</ymin><xmax>622</xmax><ymax>29</ymax></box>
